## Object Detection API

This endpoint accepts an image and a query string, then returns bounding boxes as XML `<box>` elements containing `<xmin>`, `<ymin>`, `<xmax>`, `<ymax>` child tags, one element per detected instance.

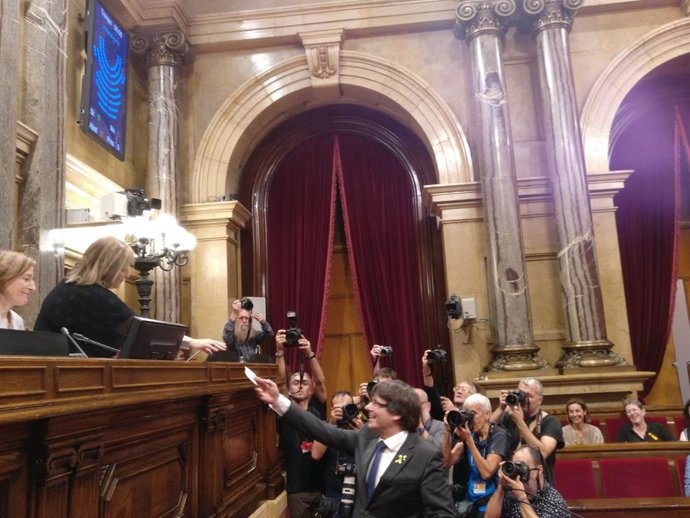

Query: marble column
<box><xmin>0</xmin><ymin>0</ymin><xmax>20</xmax><ymax>250</ymax></box>
<box><xmin>455</xmin><ymin>1</ymin><xmax>547</xmax><ymax>371</ymax></box>
<box><xmin>131</xmin><ymin>29</ymin><xmax>192</xmax><ymax>323</ymax></box>
<box><xmin>519</xmin><ymin>0</ymin><xmax>625</xmax><ymax>368</ymax></box>
<box><xmin>18</xmin><ymin>0</ymin><xmax>67</xmax><ymax>326</ymax></box>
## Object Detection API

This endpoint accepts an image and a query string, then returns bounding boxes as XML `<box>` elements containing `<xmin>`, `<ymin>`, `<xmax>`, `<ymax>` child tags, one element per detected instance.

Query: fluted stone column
<box><xmin>0</xmin><ymin>0</ymin><xmax>20</xmax><ymax>250</ymax></box>
<box><xmin>18</xmin><ymin>0</ymin><xmax>67</xmax><ymax>326</ymax></box>
<box><xmin>131</xmin><ymin>29</ymin><xmax>192</xmax><ymax>323</ymax></box>
<box><xmin>519</xmin><ymin>0</ymin><xmax>625</xmax><ymax>368</ymax></box>
<box><xmin>455</xmin><ymin>1</ymin><xmax>547</xmax><ymax>371</ymax></box>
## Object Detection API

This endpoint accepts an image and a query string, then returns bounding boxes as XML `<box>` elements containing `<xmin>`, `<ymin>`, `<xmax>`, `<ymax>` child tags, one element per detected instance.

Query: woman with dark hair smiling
<box><xmin>562</xmin><ymin>398</ymin><xmax>604</xmax><ymax>445</ymax></box>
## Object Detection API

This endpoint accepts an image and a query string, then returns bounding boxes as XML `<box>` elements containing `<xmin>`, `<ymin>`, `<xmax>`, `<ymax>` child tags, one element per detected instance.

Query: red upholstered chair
<box><xmin>673</xmin><ymin>416</ymin><xmax>690</xmax><ymax>439</ymax></box>
<box><xmin>604</xmin><ymin>417</ymin><xmax>628</xmax><ymax>441</ymax></box>
<box><xmin>676</xmin><ymin>456</ymin><xmax>687</xmax><ymax>492</ymax></box>
<box><xmin>554</xmin><ymin>459</ymin><xmax>598</xmax><ymax>499</ymax></box>
<box><xmin>599</xmin><ymin>457</ymin><xmax>675</xmax><ymax>498</ymax></box>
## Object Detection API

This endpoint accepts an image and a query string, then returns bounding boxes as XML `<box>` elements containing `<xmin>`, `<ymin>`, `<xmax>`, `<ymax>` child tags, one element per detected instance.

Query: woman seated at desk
<box><xmin>35</xmin><ymin>236</ymin><xmax>225</xmax><ymax>358</ymax></box>
<box><xmin>616</xmin><ymin>398</ymin><xmax>673</xmax><ymax>442</ymax></box>
<box><xmin>0</xmin><ymin>251</ymin><xmax>36</xmax><ymax>330</ymax></box>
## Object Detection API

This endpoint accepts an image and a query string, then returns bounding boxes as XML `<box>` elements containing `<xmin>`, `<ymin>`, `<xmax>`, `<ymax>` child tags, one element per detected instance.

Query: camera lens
<box><xmin>501</xmin><ymin>461</ymin><xmax>530</xmax><ymax>481</ymax></box>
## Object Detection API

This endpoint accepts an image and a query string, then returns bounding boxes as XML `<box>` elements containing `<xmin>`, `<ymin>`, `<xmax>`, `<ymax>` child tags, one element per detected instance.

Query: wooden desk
<box><xmin>0</xmin><ymin>357</ymin><xmax>283</xmax><ymax>518</ymax></box>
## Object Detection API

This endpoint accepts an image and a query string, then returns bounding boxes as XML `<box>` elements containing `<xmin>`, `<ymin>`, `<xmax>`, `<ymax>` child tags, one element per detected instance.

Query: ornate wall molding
<box><xmin>300</xmin><ymin>28</ymin><xmax>343</xmax><ymax>90</ymax></box>
<box><xmin>131</xmin><ymin>27</ymin><xmax>193</xmax><ymax>67</ymax></box>
<box><xmin>191</xmin><ymin>51</ymin><xmax>472</xmax><ymax>202</ymax></box>
<box><xmin>581</xmin><ymin>17</ymin><xmax>690</xmax><ymax>173</ymax></box>
<box><xmin>455</xmin><ymin>0</ymin><xmax>516</xmax><ymax>41</ymax></box>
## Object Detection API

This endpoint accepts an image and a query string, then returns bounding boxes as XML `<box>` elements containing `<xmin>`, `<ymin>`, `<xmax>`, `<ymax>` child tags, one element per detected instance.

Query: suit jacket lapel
<box><xmin>368</xmin><ymin>433</ymin><xmax>416</xmax><ymax>500</ymax></box>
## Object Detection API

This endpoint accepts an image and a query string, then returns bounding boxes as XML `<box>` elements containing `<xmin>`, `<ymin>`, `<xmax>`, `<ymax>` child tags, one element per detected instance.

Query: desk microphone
<box><xmin>72</xmin><ymin>333</ymin><xmax>119</xmax><ymax>355</ymax></box>
<box><xmin>61</xmin><ymin>327</ymin><xmax>88</xmax><ymax>358</ymax></box>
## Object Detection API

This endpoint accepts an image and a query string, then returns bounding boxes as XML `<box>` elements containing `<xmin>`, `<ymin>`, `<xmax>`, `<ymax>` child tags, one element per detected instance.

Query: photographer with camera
<box><xmin>217</xmin><ymin>298</ymin><xmax>274</xmax><ymax>362</ymax></box>
<box><xmin>312</xmin><ymin>391</ymin><xmax>363</xmax><ymax>518</ymax></box>
<box><xmin>484</xmin><ymin>446</ymin><xmax>568</xmax><ymax>518</ymax></box>
<box><xmin>443</xmin><ymin>394</ymin><xmax>510</xmax><ymax>518</ymax></box>
<box><xmin>490</xmin><ymin>378</ymin><xmax>563</xmax><ymax>485</ymax></box>
<box><xmin>413</xmin><ymin>388</ymin><xmax>445</xmax><ymax>449</ymax></box>
<box><xmin>275</xmin><ymin>328</ymin><xmax>328</xmax><ymax>518</ymax></box>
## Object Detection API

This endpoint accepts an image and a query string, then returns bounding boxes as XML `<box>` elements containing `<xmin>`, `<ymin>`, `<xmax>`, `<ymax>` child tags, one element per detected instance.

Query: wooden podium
<box><xmin>0</xmin><ymin>357</ymin><xmax>283</xmax><ymax>518</ymax></box>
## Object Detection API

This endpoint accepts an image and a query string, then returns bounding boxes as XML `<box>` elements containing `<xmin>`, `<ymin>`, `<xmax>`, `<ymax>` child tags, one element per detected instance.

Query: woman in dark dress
<box><xmin>35</xmin><ymin>236</ymin><xmax>224</xmax><ymax>358</ymax></box>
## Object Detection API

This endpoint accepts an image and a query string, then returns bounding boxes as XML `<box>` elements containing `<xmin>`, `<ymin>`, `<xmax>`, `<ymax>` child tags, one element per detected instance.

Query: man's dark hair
<box><xmin>372</xmin><ymin>380</ymin><xmax>420</xmax><ymax>432</ymax></box>
<box><xmin>515</xmin><ymin>445</ymin><xmax>544</xmax><ymax>467</ymax></box>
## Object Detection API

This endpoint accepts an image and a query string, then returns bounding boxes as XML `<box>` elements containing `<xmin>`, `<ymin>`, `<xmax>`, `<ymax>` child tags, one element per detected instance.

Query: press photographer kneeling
<box><xmin>484</xmin><ymin>446</ymin><xmax>568</xmax><ymax>518</ymax></box>
<box><xmin>312</xmin><ymin>391</ymin><xmax>363</xmax><ymax>518</ymax></box>
<box><xmin>444</xmin><ymin>394</ymin><xmax>510</xmax><ymax>518</ymax></box>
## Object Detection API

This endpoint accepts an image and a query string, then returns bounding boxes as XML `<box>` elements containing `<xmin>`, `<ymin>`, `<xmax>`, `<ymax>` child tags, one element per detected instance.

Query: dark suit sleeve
<box><xmin>284</xmin><ymin>402</ymin><xmax>359</xmax><ymax>456</ymax></box>
<box><xmin>420</xmin><ymin>449</ymin><xmax>456</xmax><ymax>518</ymax></box>
<box><xmin>424</xmin><ymin>385</ymin><xmax>444</xmax><ymax>422</ymax></box>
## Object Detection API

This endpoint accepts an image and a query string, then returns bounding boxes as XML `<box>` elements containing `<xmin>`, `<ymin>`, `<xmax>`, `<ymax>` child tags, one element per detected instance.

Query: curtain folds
<box><xmin>336</xmin><ymin>134</ymin><xmax>425</xmax><ymax>387</ymax></box>
<box><xmin>266</xmin><ymin>134</ymin><xmax>338</xmax><ymax>369</ymax></box>
<box><xmin>614</xmin><ymin>107</ymin><xmax>685</xmax><ymax>397</ymax></box>
<box><xmin>266</xmin><ymin>133</ymin><xmax>426</xmax><ymax>386</ymax></box>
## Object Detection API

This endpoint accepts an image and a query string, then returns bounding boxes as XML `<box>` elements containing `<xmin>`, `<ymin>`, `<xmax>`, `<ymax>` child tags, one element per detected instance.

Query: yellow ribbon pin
<box><xmin>394</xmin><ymin>454</ymin><xmax>407</xmax><ymax>464</ymax></box>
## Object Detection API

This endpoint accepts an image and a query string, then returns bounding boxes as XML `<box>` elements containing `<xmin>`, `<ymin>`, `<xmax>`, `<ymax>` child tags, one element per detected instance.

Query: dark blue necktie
<box><xmin>366</xmin><ymin>441</ymin><xmax>387</xmax><ymax>499</ymax></box>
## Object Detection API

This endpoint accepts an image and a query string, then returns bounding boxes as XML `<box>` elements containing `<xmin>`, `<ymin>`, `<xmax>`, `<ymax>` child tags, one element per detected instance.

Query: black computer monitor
<box><xmin>118</xmin><ymin>317</ymin><xmax>187</xmax><ymax>360</ymax></box>
<box><xmin>0</xmin><ymin>328</ymin><xmax>69</xmax><ymax>356</ymax></box>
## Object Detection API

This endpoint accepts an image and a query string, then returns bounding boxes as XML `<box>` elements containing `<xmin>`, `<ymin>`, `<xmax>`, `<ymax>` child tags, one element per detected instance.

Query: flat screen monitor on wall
<box><xmin>78</xmin><ymin>0</ymin><xmax>129</xmax><ymax>160</ymax></box>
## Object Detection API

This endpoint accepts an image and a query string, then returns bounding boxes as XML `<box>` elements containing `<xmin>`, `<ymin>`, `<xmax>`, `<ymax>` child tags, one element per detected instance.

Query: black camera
<box><xmin>445</xmin><ymin>409</ymin><xmax>474</xmax><ymax>431</ymax></box>
<box><xmin>337</xmin><ymin>403</ymin><xmax>360</xmax><ymax>427</ymax></box>
<box><xmin>426</xmin><ymin>346</ymin><xmax>448</xmax><ymax>364</ymax></box>
<box><xmin>336</xmin><ymin>462</ymin><xmax>357</xmax><ymax>477</ymax></box>
<box><xmin>123</xmin><ymin>188</ymin><xmax>162</xmax><ymax>217</ymax></box>
<box><xmin>501</xmin><ymin>460</ymin><xmax>531</xmax><ymax>482</ymax></box>
<box><xmin>366</xmin><ymin>380</ymin><xmax>378</xmax><ymax>397</ymax></box>
<box><xmin>505</xmin><ymin>389</ymin><xmax>527</xmax><ymax>407</ymax></box>
<box><xmin>240</xmin><ymin>297</ymin><xmax>254</xmax><ymax>311</ymax></box>
<box><xmin>445</xmin><ymin>295</ymin><xmax>463</xmax><ymax>320</ymax></box>
<box><xmin>378</xmin><ymin>345</ymin><xmax>393</xmax><ymax>357</ymax></box>
<box><xmin>285</xmin><ymin>311</ymin><xmax>302</xmax><ymax>347</ymax></box>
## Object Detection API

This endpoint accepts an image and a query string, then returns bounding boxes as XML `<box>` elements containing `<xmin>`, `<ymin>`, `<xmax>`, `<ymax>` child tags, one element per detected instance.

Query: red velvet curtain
<box><xmin>266</xmin><ymin>134</ymin><xmax>337</xmax><ymax>369</ymax></box>
<box><xmin>613</xmin><ymin>108</ymin><xmax>685</xmax><ymax>397</ymax></box>
<box><xmin>336</xmin><ymin>134</ymin><xmax>426</xmax><ymax>387</ymax></box>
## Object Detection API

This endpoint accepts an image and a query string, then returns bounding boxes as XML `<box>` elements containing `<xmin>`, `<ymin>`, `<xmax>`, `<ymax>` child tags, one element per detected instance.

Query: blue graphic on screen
<box><xmin>87</xmin><ymin>0</ymin><xmax>128</xmax><ymax>156</ymax></box>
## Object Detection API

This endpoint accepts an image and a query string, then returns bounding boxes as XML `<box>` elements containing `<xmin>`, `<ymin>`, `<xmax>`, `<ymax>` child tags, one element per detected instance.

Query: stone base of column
<box><xmin>555</xmin><ymin>340</ymin><xmax>628</xmax><ymax>369</ymax></box>
<box><xmin>486</xmin><ymin>345</ymin><xmax>550</xmax><ymax>372</ymax></box>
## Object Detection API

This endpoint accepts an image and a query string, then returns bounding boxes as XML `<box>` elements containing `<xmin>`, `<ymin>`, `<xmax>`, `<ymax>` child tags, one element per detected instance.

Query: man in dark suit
<box><xmin>254</xmin><ymin>377</ymin><xmax>455</xmax><ymax>518</ymax></box>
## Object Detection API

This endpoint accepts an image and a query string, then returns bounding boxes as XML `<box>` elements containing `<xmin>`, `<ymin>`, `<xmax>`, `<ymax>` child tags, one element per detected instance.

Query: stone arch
<box><xmin>191</xmin><ymin>51</ymin><xmax>473</xmax><ymax>203</ymax></box>
<box><xmin>581</xmin><ymin>17</ymin><xmax>690</xmax><ymax>174</ymax></box>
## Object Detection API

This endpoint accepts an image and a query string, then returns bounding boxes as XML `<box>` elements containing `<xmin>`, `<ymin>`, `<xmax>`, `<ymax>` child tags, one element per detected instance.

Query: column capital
<box><xmin>454</xmin><ymin>1</ymin><xmax>516</xmax><ymax>42</ymax></box>
<box><xmin>518</xmin><ymin>0</ymin><xmax>583</xmax><ymax>34</ymax></box>
<box><xmin>130</xmin><ymin>27</ymin><xmax>193</xmax><ymax>68</ymax></box>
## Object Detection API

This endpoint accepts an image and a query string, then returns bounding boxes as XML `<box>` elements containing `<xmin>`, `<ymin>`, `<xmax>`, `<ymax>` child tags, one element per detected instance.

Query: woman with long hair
<box><xmin>0</xmin><ymin>251</ymin><xmax>36</xmax><ymax>330</ymax></box>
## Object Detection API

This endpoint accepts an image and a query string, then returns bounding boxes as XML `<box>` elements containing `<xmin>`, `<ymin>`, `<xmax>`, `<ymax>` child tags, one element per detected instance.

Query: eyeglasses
<box><xmin>370</xmin><ymin>399</ymin><xmax>389</xmax><ymax>408</ymax></box>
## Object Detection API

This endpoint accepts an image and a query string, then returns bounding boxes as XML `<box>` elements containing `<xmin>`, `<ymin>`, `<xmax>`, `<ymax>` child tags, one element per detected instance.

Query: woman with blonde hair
<box><xmin>562</xmin><ymin>398</ymin><xmax>604</xmax><ymax>445</ymax></box>
<box><xmin>0</xmin><ymin>251</ymin><xmax>36</xmax><ymax>330</ymax></box>
<box><xmin>35</xmin><ymin>237</ymin><xmax>225</xmax><ymax>358</ymax></box>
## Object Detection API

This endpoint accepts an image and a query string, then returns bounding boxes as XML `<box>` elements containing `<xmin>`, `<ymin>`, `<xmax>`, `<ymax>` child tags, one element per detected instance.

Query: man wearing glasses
<box><xmin>484</xmin><ymin>446</ymin><xmax>568</xmax><ymax>518</ymax></box>
<box><xmin>254</xmin><ymin>377</ymin><xmax>455</xmax><ymax>518</ymax></box>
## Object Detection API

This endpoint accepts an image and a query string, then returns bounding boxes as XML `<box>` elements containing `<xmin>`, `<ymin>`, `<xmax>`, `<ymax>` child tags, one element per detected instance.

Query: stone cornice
<box><xmin>111</xmin><ymin>0</ymin><xmax>679</xmax><ymax>51</ymax></box>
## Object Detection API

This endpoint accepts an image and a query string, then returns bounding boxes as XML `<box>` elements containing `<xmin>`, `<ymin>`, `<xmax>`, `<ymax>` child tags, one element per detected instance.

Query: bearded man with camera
<box><xmin>444</xmin><ymin>394</ymin><xmax>510</xmax><ymax>518</ymax></box>
<box><xmin>490</xmin><ymin>378</ymin><xmax>563</xmax><ymax>485</ymax></box>
<box><xmin>216</xmin><ymin>298</ymin><xmax>274</xmax><ymax>362</ymax></box>
<box><xmin>484</xmin><ymin>446</ymin><xmax>568</xmax><ymax>518</ymax></box>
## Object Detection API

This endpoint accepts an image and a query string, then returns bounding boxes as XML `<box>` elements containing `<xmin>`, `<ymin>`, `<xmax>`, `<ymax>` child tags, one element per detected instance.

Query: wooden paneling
<box><xmin>0</xmin><ymin>357</ymin><xmax>281</xmax><ymax>518</ymax></box>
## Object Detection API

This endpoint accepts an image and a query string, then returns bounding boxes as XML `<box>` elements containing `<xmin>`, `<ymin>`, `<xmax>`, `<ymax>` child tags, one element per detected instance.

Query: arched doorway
<box><xmin>238</xmin><ymin>105</ymin><xmax>450</xmax><ymax>395</ymax></box>
<box><xmin>609</xmin><ymin>54</ymin><xmax>690</xmax><ymax>403</ymax></box>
